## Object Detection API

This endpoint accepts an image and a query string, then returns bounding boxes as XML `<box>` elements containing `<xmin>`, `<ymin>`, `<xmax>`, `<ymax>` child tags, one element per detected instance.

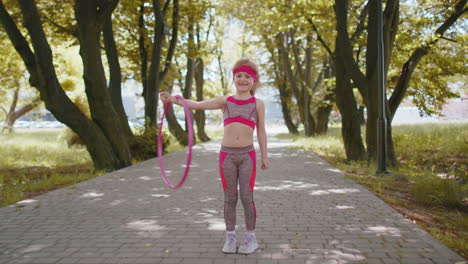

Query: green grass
<box><xmin>0</xmin><ymin>170</ymin><xmax>100</xmax><ymax>207</ymax></box>
<box><xmin>0</xmin><ymin>129</ymin><xmax>97</xmax><ymax>207</ymax></box>
<box><xmin>278</xmin><ymin>122</ymin><xmax>468</xmax><ymax>259</ymax></box>
<box><xmin>0</xmin><ymin>129</ymin><xmax>91</xmax><ymax>169</ymax></box>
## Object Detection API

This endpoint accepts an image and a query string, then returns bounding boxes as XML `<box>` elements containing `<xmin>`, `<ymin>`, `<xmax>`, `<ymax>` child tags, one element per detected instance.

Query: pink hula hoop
<box><xmin>157</xmin><ymin>95</ymin><xmax>194</xmax><ymax>189</ymax></box>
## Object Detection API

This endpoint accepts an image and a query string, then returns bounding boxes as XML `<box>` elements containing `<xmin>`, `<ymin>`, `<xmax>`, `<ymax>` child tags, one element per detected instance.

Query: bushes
<box><xmin>62</xmin><ymin>126</ymin><xmax>174</xmax><ymax>162</ymax></box>
<box><xmin>129</xmin><ymin>126</ymin><xmax>172</xmax><ymax>161</ymax></box>
<box><xmin>61</xmin><ymin>128</ymin><xmax>84</xmax><ymax>147</ymax></box>
<box><xmin>411</xmin><ymin>174</ymin><xmax>464</xmax><ymax>208</ymax></box>
<box><xmin>393</xmin><ymin>123</ymin><xmax>468</xmax><ymax>209</ymax></box>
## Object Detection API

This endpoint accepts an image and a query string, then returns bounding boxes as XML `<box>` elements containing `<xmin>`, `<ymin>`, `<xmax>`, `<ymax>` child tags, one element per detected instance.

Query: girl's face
<box><xmin>233</xmin><ymin>72</ymin><xmax>254</xmax><ymax>93</ymax></box>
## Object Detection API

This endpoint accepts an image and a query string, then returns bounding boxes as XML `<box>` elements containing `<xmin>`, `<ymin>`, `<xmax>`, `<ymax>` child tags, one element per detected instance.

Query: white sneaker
<box><xmin>222</xmin><ymin>232</ymin><xmax>237</xmax><ymax>253</ymax></box>
<box><xmin>238</xmin><ymin>232</ymin><xmax>258</xmax><ymax>254</ymax></box>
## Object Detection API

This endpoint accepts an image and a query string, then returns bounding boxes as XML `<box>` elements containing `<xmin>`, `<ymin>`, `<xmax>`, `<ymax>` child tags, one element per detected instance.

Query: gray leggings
<box><xmin>219</xmin><ymin>145</ymin><xmax>257</xmax><ymax>231</ymax></box>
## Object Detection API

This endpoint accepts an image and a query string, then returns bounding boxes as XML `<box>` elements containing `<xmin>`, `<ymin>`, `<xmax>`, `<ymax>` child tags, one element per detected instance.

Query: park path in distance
<box><xmin>0</xmin><ymin>136</ymin><xmax>465</xmax><ymax>264</ymax></box>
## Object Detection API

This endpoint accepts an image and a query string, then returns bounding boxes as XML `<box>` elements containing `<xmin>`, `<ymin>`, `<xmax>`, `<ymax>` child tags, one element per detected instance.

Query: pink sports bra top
<box><xmin>223</xmin><ymin>96</ymin><xmax>257</xmax><ymax>129</ymax></box>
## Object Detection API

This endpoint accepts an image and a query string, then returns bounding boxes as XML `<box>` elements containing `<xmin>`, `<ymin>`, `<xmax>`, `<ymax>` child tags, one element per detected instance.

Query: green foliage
<box><xmin>390</xmin><ymin>0</ymin><xmax>467</xmax><ymax>116</ymax></box>
<box><xmin>406</xmin><ymin>42</ymin><xmax>467</xmax><ymax>116</ymax></box>
<box><xmin>0</xmin><ymin>32</ymin><xmax>38</xmax><ymax>119</ymax></box>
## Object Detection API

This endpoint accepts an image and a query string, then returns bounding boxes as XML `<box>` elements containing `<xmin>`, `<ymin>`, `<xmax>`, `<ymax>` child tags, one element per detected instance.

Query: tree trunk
<box><xmin>217</xmin><ymin>53</ymin><xmax>228</xmax><ymax>96</ymax></box>
<box><xmin>290</xmin><ymin>31</ymin><xmax>316</xmax><ymax>136</ymax></box>
<box><xmin>263</xmin><ymin>33</ymin><xmax>298</xmax><ymax>134</ymax></box>
<box><xmin>181</xmin><ymin>14</ymin><xmax>196</xmax><ymax>145</ymax></box>
<box><xmin>0</xmin><ymin>0</ymin><xmax>130</xmax><ymax>170</ymax></box>
<box><xmin>164</xmin><ymin>81</ymin><xmax>188</xmax><ymax>145</ymax></box>
<box><xmin>144</xmin><ymin>0</ymin><xmax>179</xmax><ymax>128</ymax></box>
<box><xmin>315</xmin><ymin>59</ymin><xmax>335</xmax><ymax>135</ymax></box>
<box><xmin>316</xmin><ymin>104</ymin><xmax>332</xmax><ymax>135</ymax></box>
<box><xmin>145</xmin><ymin>0</ymin><xmax>164</xmax><ymax>127</ymax></box>
<box><xmin>335</xmin><ymin>0</ymin><xmax>366</xmax><ymax>161</ymax></box>
<box><xmin>334</xmin><ymin>55</ymin><xmax>366</xmax><ymax>161</ymax></box>
<box><xmin>303</xmin><ymin>34</ymin><xmax>316</xmax><ymax>136</ymax></box>
<box><xmin>365</xmin><ymin>0</ymin><xmax>379</xmax><ymax>163</ymax></box>
<box><xmin>102</xmin><ymin>16</ymin><xmax>133</xmax><ymax>139</ymax></box>
<box><xmin>138</xmin><ymin>1</ymin><xmax>148</xmax><ymax>117</ymax></box>
<box><xmin>277</xmin><ymin>33</ymin><xmax>306</xmax><ymax>129</ymax></box>
<box><xmin>74</xmin><ymin>0</ymin><xmax>132</xmax><ymax>168</ymax></box>
<box><xmin>278</xmin><ymin>81</ymin><xmax>298</xmax><ymax>134</ymax></box>
<box><xmin>194</xmin><ymin>58</ymin><xmax>210</xmax><ymax>142</ymax></box>
<box><xmin>166</xmin><ymin>104</ymin><xmax>189</xmax><ymax>146</ymax></box>
<box><xmin>316</xmin><ymin>89</ymin><xmax>334</xmax><ymax>135</ymax></box>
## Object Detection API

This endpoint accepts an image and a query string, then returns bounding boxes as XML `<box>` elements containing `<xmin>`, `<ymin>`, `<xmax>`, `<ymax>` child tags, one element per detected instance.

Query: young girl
<box><xmin>159</xmin><ymin>58</ymin><xmax>269</xmax><ymax>254</ymax></box>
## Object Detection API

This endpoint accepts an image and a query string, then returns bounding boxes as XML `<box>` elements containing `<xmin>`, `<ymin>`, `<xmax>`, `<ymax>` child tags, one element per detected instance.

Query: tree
<box><xmin>0</xmin><ymin>33</ymin><xmax>40</xmax><ymax>133</ymax></box>
<box><xmin>334</xmin><ymin>0</ymin><xmax>368</xmax><ymax>161</ymax></box>
<box><xmin>261</xmin><ymin>31</ymin><xmax>298</xmax><ymax>134</ymax></box>
<box><xmin>153</xmin><ymin>0</ymin><xmax>214</xmax><ymax>146</ymax></box>
<box><xmin>142</xmin><ymin>0</ymin><xmax>179</xmax><ymax>128</ymax></box>
<box><xmin>335</xmin><ymin>0</ymin><xmax>467</xmax><ymax>165</ymax></box>
<box><xmin>0</xmin><ymin>0</ymin><xmax>132</xmax><ymax>170</ymax></box>
<box><xmin>222</xmin><ymin>0</ymin><xmax>333</xmax><ymax>136</ymax></box>
<box><xmin>1</xmin><ymin>87</ymin><xmax>40</xmax><ymax>134</ymax></box>
<box><xmin>192</xmin><ymin>1</ymin><xmax>214</xmax><ymax>142</ymax></box>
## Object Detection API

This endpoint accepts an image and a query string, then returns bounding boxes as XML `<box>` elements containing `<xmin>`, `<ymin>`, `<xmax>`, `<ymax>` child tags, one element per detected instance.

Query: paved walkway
<box><xmin>0</xmin><ymin>137</ymin><xmax>465</xmax><ymax>264</ymax></box>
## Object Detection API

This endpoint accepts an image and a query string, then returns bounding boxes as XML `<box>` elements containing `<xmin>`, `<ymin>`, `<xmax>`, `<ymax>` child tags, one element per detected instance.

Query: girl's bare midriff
<box><xmin>222</xmin><ymin>123</ymin><xmax>254</xmax><ymax>148</ymax></box>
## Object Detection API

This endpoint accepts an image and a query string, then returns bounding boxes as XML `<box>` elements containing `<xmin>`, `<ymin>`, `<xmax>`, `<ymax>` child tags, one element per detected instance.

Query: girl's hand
<box><xmin>261</xmin><ymin>158</ymin><xmax>269</xmax><ymax>170</ymax></box>
<box><xmin>159</xmin><ymin>92</ymin><xmax>173</xmax><ymax>104</ymax></box>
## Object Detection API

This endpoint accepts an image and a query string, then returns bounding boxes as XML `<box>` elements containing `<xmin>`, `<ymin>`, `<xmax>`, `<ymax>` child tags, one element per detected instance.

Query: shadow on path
<box><xmin>0</xmin><ymin>137</ymin><xmax>464</xmax><ymax>264</ymax></box>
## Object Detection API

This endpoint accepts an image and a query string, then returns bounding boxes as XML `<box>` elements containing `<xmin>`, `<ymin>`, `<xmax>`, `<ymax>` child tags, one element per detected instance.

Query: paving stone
<box><xmin>0</xmin><ymin>138</ymin><xmax>464</xmax><ymax>264</ymax></box>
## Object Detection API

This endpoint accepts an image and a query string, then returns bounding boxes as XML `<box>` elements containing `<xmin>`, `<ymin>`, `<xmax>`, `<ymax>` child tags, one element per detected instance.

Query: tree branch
<box><xmin>388</xmin><ymin>0</ymin><xmax>467</xmax><ymax>119</ymax></box>
<box><xmin>0</xmin><ymin>0</ymin><xmax>38</xmax><ymax>86</ymax></box>
<box><xmin>350</xmin><ymin>2</ymin><xmax>368</xmax><ymax>43</ymax></box>
<box><xmin>383</xmin><ymin>0</ymin><xmax>399</xmax><ymax>75</ymax></box>
<box><xmin>139</xmin><ymin>0</ymin><xmax>148</xmax><ymax>90</ymax></box>
<box><xmin>334</xmin><ymin>1</ymin><xmax>368</xmax><ymax>95</ymax></box>
<box><xmin>42</xmin><ymin>14</ymin><xmax>78</xmax><ymax>38</ymax></box>
<box><xmin>307</xmin><ymin>18</ymin><xmax>334</xmax><ymax>57</ymax></box>
<box><xmin>8</xmin><ymin>87</ymin><xmax>20</xmax><ymax>114</ymax></box>
<box><xmin>12</xmin><ymin>96</ymin><xmax>41</xmax><ymax>120</ymax></box>
<box><xmin>440</xmin><ymin>36</ymin><xmax>457</xmax><ymax>43</ymax></box>
<box><xmin>160</xmin><ymin>0</ymin><xmax>178</xmax><ymax>80</ymax></box>
<box><xmin>162</xmin><ymin>0</ymin><xmax>171</xmax><ymax>15</ymax></box>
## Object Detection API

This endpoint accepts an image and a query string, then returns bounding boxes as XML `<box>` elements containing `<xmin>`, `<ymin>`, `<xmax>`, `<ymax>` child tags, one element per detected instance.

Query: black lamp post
<box><xmin>376</xmin><ymin>0</ymin><xmax>391</xmax><ymax>175</ymax></box>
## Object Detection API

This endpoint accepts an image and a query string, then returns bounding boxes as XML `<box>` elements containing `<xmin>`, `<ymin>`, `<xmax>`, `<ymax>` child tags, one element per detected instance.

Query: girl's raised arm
<box><xmin>160</xmin><ymin>92</ymin><xmax>226</xmax><ymax>110</ymax></box>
